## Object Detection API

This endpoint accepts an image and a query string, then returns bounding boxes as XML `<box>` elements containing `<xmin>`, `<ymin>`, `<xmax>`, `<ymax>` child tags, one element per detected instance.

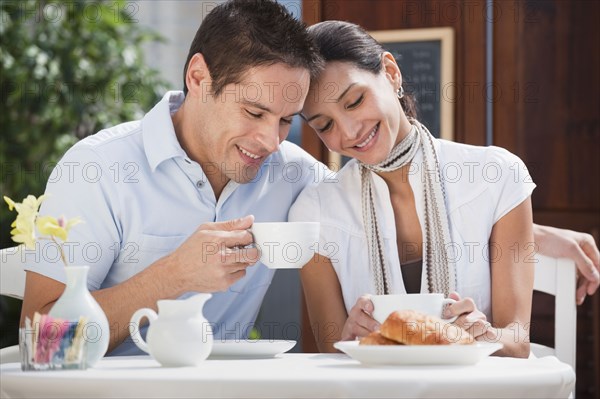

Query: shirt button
<box><xmin>196</xmin><ymin>180</ymin><xmax>204</xmax><ymax>188</ymax></box>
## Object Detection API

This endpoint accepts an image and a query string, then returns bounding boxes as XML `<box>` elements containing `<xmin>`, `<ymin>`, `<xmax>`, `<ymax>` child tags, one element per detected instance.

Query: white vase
<box><xmin>49</xmin><ymin>265</ymin><xmax>109</xmax><ymax>367</ymax></box>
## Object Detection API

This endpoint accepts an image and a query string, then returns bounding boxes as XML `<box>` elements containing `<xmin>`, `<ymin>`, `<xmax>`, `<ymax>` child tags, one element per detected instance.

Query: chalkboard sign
<box><xmin>382</xmin><ymin>41</ymin><xmax>443</xmax><ymax>137</ymax></box>
<box><xmin>327</xmin><ymin>28</ymin><xmax>455</xmax><ymax>171</ymax></box>
<box><xmin>370</xmin><ymin>27</ymin><xmax>455</xmax><ymax>141</ymax></box>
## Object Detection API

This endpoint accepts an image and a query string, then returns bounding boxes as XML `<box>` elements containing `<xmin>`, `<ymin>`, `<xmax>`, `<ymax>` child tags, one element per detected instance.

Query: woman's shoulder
<box><xmin>436</xmin><ymin>139</ymin><xmax>526</xmax><ymax>167</ymax></box>
<box><xmin>311</xmin><ymin>158</ymin><xmax>362</xmax><ymax>193</ymax></box>
<box><xmin>288</xmin><ymin>159</ymin><xmax>363</xmax><ymax>227</ymax></box>
<box><xmin>433</xmin><ymin>139</ymin><xmax>534</xmax><ymax>216</ymax></box>
<box><xmin>435</xmin><ymin>140</ymin><xmax>530</xmax><ymax>189</ymax></box>
<box><xmin>336</xmin><ymin>158</ymin><xmax>361</xmax><ymax>180</ymax></box>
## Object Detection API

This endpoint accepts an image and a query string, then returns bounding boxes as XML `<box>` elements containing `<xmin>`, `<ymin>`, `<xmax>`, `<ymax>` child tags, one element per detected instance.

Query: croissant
<box><xmin>359</xmin><ymin>331</ymin><xmax>400</xmax><ymax>346</ymax></box>
<box><xmin>379</xmin><ymin>310</ymin><xmax>474</xmax><ymax>345</ymax></box>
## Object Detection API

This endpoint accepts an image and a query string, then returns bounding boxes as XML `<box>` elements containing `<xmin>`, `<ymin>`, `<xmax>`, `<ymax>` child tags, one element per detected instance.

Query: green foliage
<box><xmin>0</xmin><ymin>0</ymin><xmax>166</xmax><ymax>246</ymax></box>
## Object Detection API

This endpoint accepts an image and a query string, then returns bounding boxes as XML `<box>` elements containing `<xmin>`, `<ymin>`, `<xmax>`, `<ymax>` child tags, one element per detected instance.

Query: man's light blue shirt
<box><xmin>25</xmin><ymin>91</ymin><xmax>326</xmax><ymax>355</ymax></box>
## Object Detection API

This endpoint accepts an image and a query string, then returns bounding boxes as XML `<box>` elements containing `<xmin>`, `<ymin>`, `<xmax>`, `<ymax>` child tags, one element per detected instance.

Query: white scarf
<box><xmin>360</xmin><ymin>120</ymin><xmax>456</xmax><ymax>296</ymax></box>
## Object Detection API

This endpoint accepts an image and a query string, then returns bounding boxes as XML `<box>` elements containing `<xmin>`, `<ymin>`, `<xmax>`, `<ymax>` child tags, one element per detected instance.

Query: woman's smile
<box><xmin>352</xmin><ymin>122</ymin><xmax>380</xmax><ymax>153</ymax></box>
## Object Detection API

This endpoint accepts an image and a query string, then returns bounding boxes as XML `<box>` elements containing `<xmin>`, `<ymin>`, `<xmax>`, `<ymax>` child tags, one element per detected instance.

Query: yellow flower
<box><xmin>4</xmin><ymin>194</ymin><xmax>45</xmax><ymax>213</ymax></box>
<box><xmin>10</xmin><ymin>216</ymin><xmax>36</xmax><ymax>250</ymax></box>
<box><xmin>4</xmin><ymin>195</ymin><xmax>82</xmax><ymax>264</ymax></box>
<box><xmin>4</xmin><ymin>195</ymin><xmax>46</xmax><ymax>250</ymax></box>
<box><xmin>37</xmin><ymin>215</ymin><xmax>82</xmax><ymax>242</ymax></box>
<box><xmin>4</xmin><ymin>196</ymin><xmax>16</xmax><ymax>210</ymax></box>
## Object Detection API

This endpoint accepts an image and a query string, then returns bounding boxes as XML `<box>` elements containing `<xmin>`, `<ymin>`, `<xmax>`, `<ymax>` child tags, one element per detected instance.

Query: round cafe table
<box><xmin>0</xmin><ymin>353</ymin><xmax>575</xmax><ymax>398</ymax></box>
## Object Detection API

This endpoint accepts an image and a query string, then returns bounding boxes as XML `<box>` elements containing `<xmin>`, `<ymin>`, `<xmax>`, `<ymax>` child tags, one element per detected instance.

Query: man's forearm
<box><xmin>91</xmin><ymin>254</ymin><xmax>185</xmax><ymax>352</ymax></box>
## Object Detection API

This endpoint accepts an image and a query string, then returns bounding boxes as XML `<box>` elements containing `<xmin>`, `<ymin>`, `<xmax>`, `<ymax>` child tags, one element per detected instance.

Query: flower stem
<box><xmin>51</xmin><ymin>236</ymin><xmax>68</xmax><ymax>267</ymax></box>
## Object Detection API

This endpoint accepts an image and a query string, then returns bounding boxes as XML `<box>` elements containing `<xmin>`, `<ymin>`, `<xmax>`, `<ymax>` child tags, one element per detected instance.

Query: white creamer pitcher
<box><xmin>129</xmin><ymin>293</ymin><xmax>213</xmax><ymax>367</ymax></box>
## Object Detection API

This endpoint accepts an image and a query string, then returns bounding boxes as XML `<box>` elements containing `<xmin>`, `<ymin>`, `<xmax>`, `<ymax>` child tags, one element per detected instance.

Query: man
<box><xmin>21</xmin><ymin>0</ymin><xmax>324</xmax><ymax>355</ymax></box>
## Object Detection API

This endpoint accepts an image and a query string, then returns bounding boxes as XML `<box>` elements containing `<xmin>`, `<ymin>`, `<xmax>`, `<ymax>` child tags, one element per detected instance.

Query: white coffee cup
<box><xmin>250</xmin><ymin>222</ymin><xmax>319</xmax><ymax>269</ymax></box>
<box><xmin>370</xmin><ymin>293</ymin><xmax>457</xmax><ymax>324</ymax></box>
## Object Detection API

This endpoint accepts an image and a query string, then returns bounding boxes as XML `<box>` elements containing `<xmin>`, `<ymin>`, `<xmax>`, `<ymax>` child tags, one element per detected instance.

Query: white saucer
<box><xmin>334</xmin><ymin>341</ymin><xmax>503</xmax><ymax>366</ymax></box>
<box><xmin>209</xmin><ymin>340</ymin><xmax>296</xmax><ymax>359</ymax></box>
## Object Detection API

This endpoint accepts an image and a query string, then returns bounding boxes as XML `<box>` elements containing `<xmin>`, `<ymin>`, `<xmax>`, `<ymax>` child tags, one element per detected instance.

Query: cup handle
<box><xmin>129</xmin><ymin>308</ymin><xmax>158</xmax><ymax>354</ymax></box>
<box><xmin>442</xmin><ymin>298</ymin><xmax>458</xmax><ymax>323</ymax></box>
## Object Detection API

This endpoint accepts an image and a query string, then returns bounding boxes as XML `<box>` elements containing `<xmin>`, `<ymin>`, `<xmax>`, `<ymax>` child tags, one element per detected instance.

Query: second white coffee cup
<box><xmin>370</xmin><ymin>293</ymin><xmax>457</xmax><ymax>324</ymax></box>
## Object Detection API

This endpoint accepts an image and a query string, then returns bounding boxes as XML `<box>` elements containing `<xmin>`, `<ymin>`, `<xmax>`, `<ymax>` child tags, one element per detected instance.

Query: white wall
<box><xmin>138</xmin><ymin>0</ymin><xmax>226</xmax><ymax>89</ymax></box>
<box><xmin>138</xmin><ymin>0</ymin><xmax>300</xmax><ymax>89</ymax></box>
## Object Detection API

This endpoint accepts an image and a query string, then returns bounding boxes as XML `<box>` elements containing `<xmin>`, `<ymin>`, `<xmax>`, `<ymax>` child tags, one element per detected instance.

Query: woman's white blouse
<box><xmin>289</xmin><ymin>139</ymin><xmax>536</xmax><ymax>321</ymax></box>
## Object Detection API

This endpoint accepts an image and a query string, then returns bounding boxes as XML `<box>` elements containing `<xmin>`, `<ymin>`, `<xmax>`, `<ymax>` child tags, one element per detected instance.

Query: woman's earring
<box><xmin>397</xmin><ymin>86</ymin><xmax>404</xmax><ymax>99</ymax></box>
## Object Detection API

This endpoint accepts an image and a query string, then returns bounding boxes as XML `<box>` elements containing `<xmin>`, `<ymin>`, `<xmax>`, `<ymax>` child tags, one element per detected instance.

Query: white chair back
<box><xmin>0</xmin><ymin>345</ymin><xmax>20</xmax><ymax>364</ymax></box>
<box><xmin>1</xmin><ymin>246</ymin><xmax>26</xmax><ymax>364</ymax></box>
<box><xmin>531</xmin><ymin>254</ymin><xmax>577</xmax><ymax>370</ymax></box>
<box><xmin>1</xmin><ymin>246</ymin><xmax>26</xmax><ymax>300</ymax></box>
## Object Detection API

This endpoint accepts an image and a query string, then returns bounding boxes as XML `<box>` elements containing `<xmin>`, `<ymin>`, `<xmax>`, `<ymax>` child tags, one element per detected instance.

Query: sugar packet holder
<box><xmin>20</xmin><ymin>312</ymin><xmax>88</xmax><ymax>371</ymax></box>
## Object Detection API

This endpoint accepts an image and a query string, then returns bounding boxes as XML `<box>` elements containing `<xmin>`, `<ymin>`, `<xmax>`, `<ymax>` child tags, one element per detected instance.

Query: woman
<box><xmin>289</xmin><ymin>21</ymin><xmax>535</xmax><ymax>357</ymax></box>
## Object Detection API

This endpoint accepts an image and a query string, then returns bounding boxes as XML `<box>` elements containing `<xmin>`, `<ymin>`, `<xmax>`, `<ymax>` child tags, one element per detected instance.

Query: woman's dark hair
<box><xmin>183</xmin><ymin>0</ymin><xmax>323</xmax><ymax>96</ymax></box>
<box><xmin>307</xmin><ymin>20</ymin><xmax>417</xmax><ymax>119</ymax></box>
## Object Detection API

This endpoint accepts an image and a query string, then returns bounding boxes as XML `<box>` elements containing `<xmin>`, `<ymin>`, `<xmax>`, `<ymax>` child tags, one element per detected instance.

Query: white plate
<box><xmin>209</xmin><ymin>340</ymin><xmax>296</xmax><ymax>359</ymax></box>
<box><xmin>334</xmin><ymin>341</ymin><xmax>503</xmax><ymax>366</ymax></box>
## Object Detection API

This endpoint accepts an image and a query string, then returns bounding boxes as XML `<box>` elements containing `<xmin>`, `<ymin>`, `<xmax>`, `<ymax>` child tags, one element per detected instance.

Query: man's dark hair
<box><xmin>183</xmin><ymin>0</ymin><xmax>323</xmax><ymax>96</ymax></box>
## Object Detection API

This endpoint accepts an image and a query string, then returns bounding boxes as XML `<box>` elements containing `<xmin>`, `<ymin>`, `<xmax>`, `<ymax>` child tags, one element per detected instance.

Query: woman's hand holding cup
<box><xmin>341</xmin><ymin>295</ymin><xmax>381</xmax><ymax>341</ymax></box>
<box><xmin>444</xmin><ymin>292</ymin><xmax>495</xmax><ymax>341</ymax></box>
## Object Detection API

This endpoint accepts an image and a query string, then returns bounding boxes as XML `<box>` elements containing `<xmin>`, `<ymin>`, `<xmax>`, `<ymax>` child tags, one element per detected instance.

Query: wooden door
<box><xmin>494</xmin><ymin>2</ymin><xmax>599</xmax><ymax>397</ymax></box>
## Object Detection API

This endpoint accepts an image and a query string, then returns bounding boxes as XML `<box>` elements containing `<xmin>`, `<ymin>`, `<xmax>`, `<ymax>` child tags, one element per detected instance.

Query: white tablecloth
<box><xmin>0</xmin><ymin>354</ymin><xmax>575</xmax><ymax>398</ymax></box>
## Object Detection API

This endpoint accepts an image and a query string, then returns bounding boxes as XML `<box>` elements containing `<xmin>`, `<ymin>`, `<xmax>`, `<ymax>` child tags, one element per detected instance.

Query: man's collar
<box><xmin>142</xmin><ymin>91</ymin><xmax>188</xmax><ymax>172</ymax></box>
